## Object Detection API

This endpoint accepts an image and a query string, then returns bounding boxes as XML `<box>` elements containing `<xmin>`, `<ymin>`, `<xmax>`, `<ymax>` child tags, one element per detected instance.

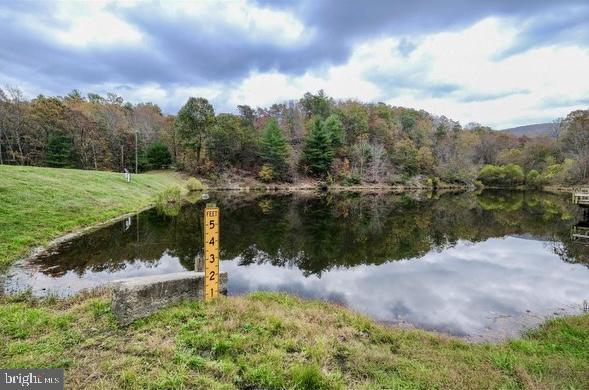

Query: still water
<box><xmin>4</xmin><ymin>190</ymin><xmax>589</xmax><ymax>340</ymax></box>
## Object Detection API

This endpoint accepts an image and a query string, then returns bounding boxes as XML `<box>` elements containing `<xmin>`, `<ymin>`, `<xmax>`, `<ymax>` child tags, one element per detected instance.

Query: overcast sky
<box><xmin>1</xmin><ymin>0</ymin><xmax>588</xmax><ymax>128</ymax></box>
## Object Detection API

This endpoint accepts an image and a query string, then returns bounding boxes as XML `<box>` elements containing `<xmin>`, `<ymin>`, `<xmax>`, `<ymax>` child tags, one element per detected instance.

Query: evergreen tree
<box><xmin>302</xmin><ymin>119</ymin><xmax>334</xmax><ymax>176</ymax></box>
<box><xmin>137</xmin><ymin>148</ymin><xmax>150</xmax><ymax>172</ymax></box>
<box><xmin>323</xmin><ymin>114</ymin><xmax>344</xmax><ymax>149</ymax></box>
<box><xmin>45</xmin><ymin>132</ymin><xmax>74</xmax><ymax>168</ymax></box>
<box><xmin>260</xmin><ymin>119</ymin><xmax>289</xmax><ymax>178</ymax></box>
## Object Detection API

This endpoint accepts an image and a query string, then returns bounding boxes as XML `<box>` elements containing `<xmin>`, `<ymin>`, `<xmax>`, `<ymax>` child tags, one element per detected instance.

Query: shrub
<box><xmin>526</xmin><ymin>169</ymin><xmax>546</xmax><ymax>188</ymax></box>
<box><xmin>258</xmin><ymin>164</ymin><xmax>274</xmax><ymax>182</ymax></box>
<box><xmin>155</xmin><ymin>186</ymin><xmax>182</xmax><ymax>205</ymax></box>
<box><xmin>155</xmin><ymin>186</ymin><xmax>183</xmax><ymax>217</ymax></box>
<box><xmin>340</xmin><ymin>174</ymin><xmax>361</xmax><ymax>186</ymax></box>
<box><xmin>478</xmin><ymin>164</ymin><xmax>524</xmax><ymax>186</ymax></box>
<box><xmin>478</xmin><ymin>165</ymin><xmax>502</xmax><ymax>185</ymax></box>
<box><xmin>186</xmin><ymin>177</ymin><xmax>205</xmax><ymax>192</ymax></box>
<box><xmin>503</xmin><ymin>164</ymin><xmax>525</xmax><ymax>185</ymax></box>
<box><xmin>146</xmin><ymin>142</ymin><xmax>172</xmax><ymax>169</ymax></box>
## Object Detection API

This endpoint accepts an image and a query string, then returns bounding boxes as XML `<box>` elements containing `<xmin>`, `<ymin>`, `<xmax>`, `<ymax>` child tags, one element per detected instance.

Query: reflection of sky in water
<box><xmin>224</xmin><ymin>237</ymin><xmax>589</xmax><ymax>336</ymax></box>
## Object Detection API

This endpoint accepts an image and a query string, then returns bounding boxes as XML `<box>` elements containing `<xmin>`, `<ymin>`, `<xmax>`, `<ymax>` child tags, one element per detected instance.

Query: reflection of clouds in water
<box><xmin>225</xmin><ymin>237</ymin><xmax>589</xmax><ymax>336</ymax></box>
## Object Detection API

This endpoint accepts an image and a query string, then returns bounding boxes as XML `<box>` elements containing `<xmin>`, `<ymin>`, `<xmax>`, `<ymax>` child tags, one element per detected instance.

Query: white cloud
<box><xmin>78</xmin><ymin>82</ymin><xmax>223</xmax><ymax>113</ymax></box>
<box><xmin>227</xmin><ymin>63</ymin><xmax>381</xmax><ymax>109</ymax></box>
<box><xmin>153</xmin><ymin>0</ymin><xmax>306</xmax><ymax>44</ymax></box>
<box><xmin>27</xmin><ymin>1</ymin><xmax>145</xmax><ymax>47</ymax></box>
<box><xmin>224</xmin><ymin>16</ymin><xmax>589</xmax><ymax>127</ymax></box>
<box><xmin>4</xmin><ymin>3</ymin><xmax>588</xmax><ymax>128</ymax></box>
<box><xmin>7</xmin><ymin>0</ymin><xmax>305</xmax><ymax>48</ymax></box>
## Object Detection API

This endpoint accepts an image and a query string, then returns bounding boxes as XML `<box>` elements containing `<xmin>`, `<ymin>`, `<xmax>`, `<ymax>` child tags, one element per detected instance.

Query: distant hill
<box><xmin>498</xmin><ymin>123</ymin><xmax>554</xmax><ymax>138</ymax></box>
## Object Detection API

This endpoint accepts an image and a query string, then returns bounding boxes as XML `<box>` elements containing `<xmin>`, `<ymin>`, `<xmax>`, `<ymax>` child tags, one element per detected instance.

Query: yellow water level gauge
<box><xmin>204</xmin><ymin>204</ymin><xmax>220</xmax><ymax>300</ymax></box>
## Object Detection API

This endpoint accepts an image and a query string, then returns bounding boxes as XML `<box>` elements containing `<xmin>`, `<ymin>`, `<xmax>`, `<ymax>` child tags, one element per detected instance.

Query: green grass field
<box><xmin>0</xmin><ymin>165</ymin><xmax>184</xmax><ymax>268</ymax></box>
<box><xmin>0</xmin><ymin>291</ymin><xmax>587</xmax><ymax>389</ymax></box>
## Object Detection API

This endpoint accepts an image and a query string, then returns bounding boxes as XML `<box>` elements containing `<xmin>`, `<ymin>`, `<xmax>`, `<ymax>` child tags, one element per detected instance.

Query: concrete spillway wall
<box><xmin>111</xmin><ymin>271</ymin><xmax>228</xmax><ymax>325</ymax></box>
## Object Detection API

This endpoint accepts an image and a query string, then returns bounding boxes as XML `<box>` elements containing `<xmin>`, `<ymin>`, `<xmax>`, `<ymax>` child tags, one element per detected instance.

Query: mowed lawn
<box><xmin>0</xmin><ymin>165</ymin><xmax>184</xmax><ymax>268</ymax></box>
<box><xmin>0</xmin><ymin>291</ymin><xmax>587</xmax><ymax>389</ymax></box>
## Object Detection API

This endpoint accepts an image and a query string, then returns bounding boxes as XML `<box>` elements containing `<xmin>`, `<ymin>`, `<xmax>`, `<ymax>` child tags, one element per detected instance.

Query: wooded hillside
<box><xmin>1</xmin><ymin>87</ymin><xmax>588</xmax><ymax>187</ymax></box>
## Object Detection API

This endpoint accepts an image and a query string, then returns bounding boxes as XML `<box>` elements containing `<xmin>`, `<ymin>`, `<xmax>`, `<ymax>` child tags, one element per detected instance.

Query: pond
<box><xmin>4</xmin><ymin>190</ymin><xmax>589</xmax><ymax>341</ymax></box>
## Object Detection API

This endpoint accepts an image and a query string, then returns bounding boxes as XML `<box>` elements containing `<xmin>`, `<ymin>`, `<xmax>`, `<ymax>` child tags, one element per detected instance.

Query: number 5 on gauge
<box><xmin>204</xmin><ymin>205</ymin><xmax>219</xmax><ymax>300</ymax></box>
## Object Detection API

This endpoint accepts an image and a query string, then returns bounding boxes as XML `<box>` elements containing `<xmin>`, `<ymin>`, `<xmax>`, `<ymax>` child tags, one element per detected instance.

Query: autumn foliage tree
<box><xmin>0</xmin><ymin>86</ymin><xmax>174</xmax><ymax>171</ymax></box>
<box><xmin>175</xmin><ymin>97</ymin><xmax>215</xmax><ymax>166</ymax></box>
<box><xmin>560</xmin><ymin>110</ymin><xmax>589</xmax><ymax>181</ymax></box>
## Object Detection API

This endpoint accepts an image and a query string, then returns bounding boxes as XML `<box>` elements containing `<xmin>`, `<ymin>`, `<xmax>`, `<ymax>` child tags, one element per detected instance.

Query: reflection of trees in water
<box><xmin>32</xmin><ymin>208</ymin><xmax>203</xmax><ymax>276</ymax></box>
<box><xmin>557</xmin><ymin>208</ymin><xmax>589</xmax><ymax>267</ymax></box>
<box><xmin>221</xmin><ymin>190</ymin><xmax>586</xmax><ymax>275</ymax></box>
<box><xmin>476</xmin><ymin>190</ymin><xmax>588</xmax><ymax>268</ymax></box>
<box><xmin>33</xmin><ymin>189</ymin><xmax>589</xmax><ymax>277</ymax></box>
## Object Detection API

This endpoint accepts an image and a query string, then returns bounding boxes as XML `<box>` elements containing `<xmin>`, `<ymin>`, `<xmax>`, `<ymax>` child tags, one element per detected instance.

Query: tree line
<box><xmin>0</xmin><ymin>87</ymin><xmax>175</xmax><ymax>172</ymax></box>
<box><xmin>1</xmin><ymin>86</ymin><xmax>588</xmax><ymax>186</ymax></box>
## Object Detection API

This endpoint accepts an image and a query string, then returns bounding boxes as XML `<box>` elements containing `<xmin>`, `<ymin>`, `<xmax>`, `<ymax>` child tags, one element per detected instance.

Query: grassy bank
<box><xmin>0</xmin><ymin>292</ymin><xmax>587</xmax><ymax>389</ymax></box>
<box><xmin>0</xmin><ymin>165</ymin><xmax>184</xmax><ymax>268</ymax></box>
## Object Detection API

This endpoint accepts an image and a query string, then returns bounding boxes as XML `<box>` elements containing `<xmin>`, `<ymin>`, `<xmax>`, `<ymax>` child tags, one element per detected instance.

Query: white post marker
<box><xmin>203</xmin><ymin>203</ymin><xmax>220</xmax><ymax>300</ymax></box>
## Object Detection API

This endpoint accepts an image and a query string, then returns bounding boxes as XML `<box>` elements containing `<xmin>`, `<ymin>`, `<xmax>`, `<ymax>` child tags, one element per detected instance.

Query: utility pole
<box><xmin>135</xmin><ymin>131</ymin><xmax>138</xmax><ymax>174</ymax></box>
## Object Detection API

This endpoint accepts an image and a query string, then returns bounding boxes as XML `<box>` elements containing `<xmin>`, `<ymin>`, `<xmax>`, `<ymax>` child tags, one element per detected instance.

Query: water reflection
<box><xmin>225</xmin><ymin>237</ymin><xmax>586</xmax><ymax>338</ymax></box>
<box><xmin>4</xmin><ymin>190</ymin><xmax>589</xmax><ymax>338</ymax></box>
<box><xmin>571</xmin><ymin>208</ymin><xmax>589</xmax><ymax>244</ymax></box>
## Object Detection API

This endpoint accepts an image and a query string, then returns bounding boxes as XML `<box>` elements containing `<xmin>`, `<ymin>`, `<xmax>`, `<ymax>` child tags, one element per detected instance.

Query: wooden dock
<box><xmin>572</xmin><ymin>188</ymin><xmax>589</xmax><ymax>206</ymax></box>
<box><xmin>572</xmin><ymin>225</ymin><xmax>589</xmax><ymax>242</ymax></box>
